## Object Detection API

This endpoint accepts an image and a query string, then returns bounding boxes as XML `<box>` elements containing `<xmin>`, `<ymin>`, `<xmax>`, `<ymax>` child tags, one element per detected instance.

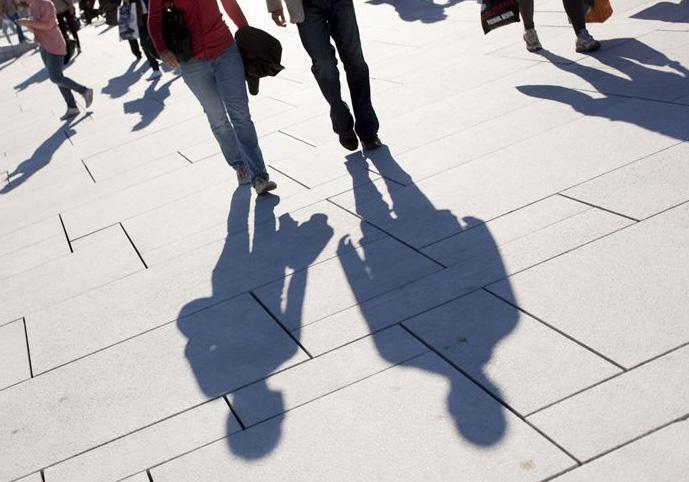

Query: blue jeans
<box><xmin>297</xmin><ymin>0</ymin><xmax>379</xmax><ymax>138</ymax></box>
<box><xmin>40</xmin><ymin>49</ymin><xmax>87</xmax><ymax>109</ymax></box>
<box><xmin>180</xmin><ymin>44</ymin><xmax>268</xmax><ymax>181</ymax></box>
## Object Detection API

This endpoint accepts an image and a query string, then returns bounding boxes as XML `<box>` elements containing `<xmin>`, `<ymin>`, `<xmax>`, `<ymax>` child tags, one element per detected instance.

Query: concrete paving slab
<box><xmin>564</xmin><ymin>141</ymin><xmax>689</xmax><ymax>219</ymax></box>
<box><xmin>528</xmin><ymin>344</ymin><xmax>689</xmax><ymax>461</ymax></box>
<box><xmin>231</xmin><ymin>325</ymin><xmax>427</xmax><ymax>427</ymax></box>
<box><xmin>84</xmin><ymin>151</ymin><xmax>190</xmax><ymax>183</ymax></box>
<box><xmin>0</xmin><ymin>319</ymin><xmax>31</xmax><ymax>390</ymax></box>
<box><xmin>44</xmin><ymin>399</ymin><xmax>238</xmax><ymax>482</ymax></box>
<box><xmin>0</xmin><ymin>294</ymin><xmax>306</xmax><ymax>481</ymax></box>
<box><xmin>489</xmin><ymin>203</ymin><xmax>689</xmax><ymax>368</ymax></box>
<box><xmin>254</xmin><ymin>236</ymin><xmax>441</xmax><ymax>331</ymax></box>
<box><xmin>119</xmin><ymin>473</ymin><xmax>150</xmax><ymax>482</ymax></box>
<box><xmin>300</xmin><ymin>196</ymin><xmax>631</xmax><ymax>357</ymax></box>
<box><xmin>0</xmin><ymin>234</ymin><xmax>69</xmax><ymax>281</ymax></box>
<box><xmin>553</xmin><ymin>420</ymin><xmax>689</xmax><ymax>482</ymax></box>
<box><xmin>0</xmin><ymin>224</ymin><xmax>143</xmax><ymax>324</ymax></box>
<box><xmin>404</xmin><ymin>290</ymin><xmax>622</xmax><ymax>415</ymax></box>
<box><xmin>151</xmin><ymin>353</ymin><xmax>575</xmax><ymax>481</ymax></box>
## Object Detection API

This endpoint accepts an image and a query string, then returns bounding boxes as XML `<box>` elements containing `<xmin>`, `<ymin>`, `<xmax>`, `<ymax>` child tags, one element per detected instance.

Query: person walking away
<box><xmin>3</xmin><ymin>0</ymin><xmax>27</xmax><ymax>42</ymax></box>
<box><xmin>53</xmin><ymin>0</ymin><xmax>80</xmax><ymax>52</ymax></box>
<box><xmin>18</xmin><ymin>0</ymin><xmax>93</xmax><ymax>119</ymax></box>
<box><xmin>128</xmin><ymin>0</ymin><xmax>160</xmax><ymax>79</ymax></box>
<box><xmin>267</xmin><ymin>0</ymin><xmax>381</xmax><ymax>152</ymax></box>
<box><xmin>520</xmin><ymin>0</ymin><xmax>601</xmax><ymax>53</ymax></box>
<box><xmin>148</xmin><ymin>0</ymin><xmax>277</xmax><ymax>195</ymax></box>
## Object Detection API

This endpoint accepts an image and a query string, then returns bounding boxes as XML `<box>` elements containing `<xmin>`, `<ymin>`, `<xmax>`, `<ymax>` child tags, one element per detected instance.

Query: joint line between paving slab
<box><xmin>119</xmin><ymin>222</ymin><xmax>149</xmax><ymax>269</ymax></box>
<box><xmin>176</xmin><ymin>150</ymin><xmax>195</xmax><ymax>164</ymax></box>
<box><xmin>268</xmin><ymin>164</ymin><xmax>312</xmax><ymax>190</ymax></box>
<box><xmin>325</xmin><ymin>198</ymin><xmax>447</xmax><ymax>269</ymax></box>
<box><xmin>80</xmin><ymin>159</ymin><xmax>97</xmax><ymax>183</ymax></box>
<box><xmin>21</xmin><ymin>317</ymin><xmax>34</xmax><ymax>378</ymax></box>
<box><xmin>557</xmin><ymin>193</ymin><xmax>640</xmax><ymax>222</ymax></box>
<box><xmin>222</xmin><ymin>395</ymin><xmax>247</xmax><ymax>430</ymax></box>
<box><xmin>58</xmin><ymin>214</ymin><xmax>73</xmax><ymax>253</ymax></box>
<box><xmin>543</xmin><ymin>413</ymin><xmax>689</xmax><ymax>482</ymax></box>
<box><xmin>276</xmin><ymin>129</ymin><xmax>318</xmax><ymax>148</ymax></box>
<box><xmin>572</xmin><ymin>86</ymin><xmax>689</xmax><ymax>109</ymax></box>
<box><xmin>249</xmin><ymin>291</ymin><xmax>313</xmax><ymax>359</ymax></box>
<box><xmin>146</xmin><ymin>469</ymin><xmax>154</xmax><ymax>482</ymax></box>
<box><xmin>40</xmin><ymin>469</ymin><xmax>46</xmax><ymax>482</ymax></box>
<box><xmin>398</xmin><ymin>323</ymin><xmax>582</xmax><ymax>465</ymax></box>
<box><xmin>483</xmin><ymin>288</ymin><xmax>626</xmax><ymax>372</ymax></box>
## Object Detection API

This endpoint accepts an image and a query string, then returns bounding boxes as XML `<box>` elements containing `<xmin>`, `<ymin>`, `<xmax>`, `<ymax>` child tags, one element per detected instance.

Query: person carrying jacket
<box><xmin>147</xmin><ymin>0</ymin><xmax>277</xmax><ymax>195</ymax></box>
<box><xmin>267</xmin><ymin>0</ymin><xmax>382</xmax><ymax>152</ymax></box>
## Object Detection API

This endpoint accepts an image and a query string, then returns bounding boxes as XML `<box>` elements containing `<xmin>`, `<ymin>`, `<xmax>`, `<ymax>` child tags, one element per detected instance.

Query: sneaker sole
<box><xmin>576</xmin><ymin>43</ymin><xmax>601</xmax><ymax>53</ymax></box>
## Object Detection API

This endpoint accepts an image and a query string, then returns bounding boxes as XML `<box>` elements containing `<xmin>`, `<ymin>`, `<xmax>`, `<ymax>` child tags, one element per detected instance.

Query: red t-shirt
<box><xmin>147</xmin><ymin>0</ymin><xmax>248</xmax><ymax>60</ymax></box>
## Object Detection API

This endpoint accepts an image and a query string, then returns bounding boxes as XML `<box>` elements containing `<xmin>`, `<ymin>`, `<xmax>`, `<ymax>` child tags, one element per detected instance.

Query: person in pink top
<box><xmin>18</xmin><ymin>0</ymin><xmax>93</xmax><ymax>120</ymax></box>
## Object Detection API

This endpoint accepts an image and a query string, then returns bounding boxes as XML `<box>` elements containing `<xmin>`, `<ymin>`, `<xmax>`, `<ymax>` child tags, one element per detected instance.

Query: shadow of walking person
<box><xmin>517</xmin><ymin>43</ymin><xmax>689</xmax><ymax>141</ymax></box>
<box><xmin>101</xmin><ymin>61</ymin><xmax>146</xmax><ymax>99</ymax></box>
<box><xmin>336</xmin><ymin>146</ymin><xmax>518</xmax><ymax>447</ymax></box>
<box><xmin>177</xmin><ymin>188</ymin><xmax>333</xmax><ymax>459</ymax></box>
<box><xmin>123</xmin><ymin>75</ymin><xmax>181</xmax><ymax>131</ymax></box>
<box><xmin>631</xmin><ymin>0</ymin><xmax>689</xmax><ymax>23</ymax></box>
<box><xmin>1</xmin><ymin>121</ymin><xmax>78</xmax><ymax>194</ymax></box>
<box><xmin>366</xmin><ymin>0</ymin><xmax>463</xmax><ymax>23</ymax></box>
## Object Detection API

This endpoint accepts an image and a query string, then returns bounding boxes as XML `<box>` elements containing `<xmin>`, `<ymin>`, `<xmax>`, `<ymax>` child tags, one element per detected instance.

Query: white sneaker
<box><xmin>576</xmin><ymin>29</ymin><xmax>601</xmax><ymax>53</ymax></box>
<box><xmin>147</xmin><ymin>70</ymin><xmax>162</xmax><ymax>81</ymax></box>
<box><xmin>59</xmin><ymin>107</ymin><xmax>80</xmax><ymax>120</ymax></box>
<box><xmin>253</xmin><ymin>176</ymin><xmax>277</xmax><ymax>195</ymax></box>
<box><xmin>523</xmin><ymin>28</ymin><xmax>542</xmax><ymax>52</ymax></box>
<box><xmin>82</xmin><ymin>88</ymin><xmax>93</xmax><ymax>108</ymax></box>
<box><xmin>236</xmin><ymin>164</ymin><xmax>251</xmax><ymax>185</ymax></box>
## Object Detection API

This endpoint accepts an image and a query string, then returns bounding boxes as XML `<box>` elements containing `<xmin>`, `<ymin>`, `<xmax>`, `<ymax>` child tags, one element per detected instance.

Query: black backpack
<box><xmin>162</xmin><ymin>0</ymin><xmax>192</xmax><ymax>62</ymax></box>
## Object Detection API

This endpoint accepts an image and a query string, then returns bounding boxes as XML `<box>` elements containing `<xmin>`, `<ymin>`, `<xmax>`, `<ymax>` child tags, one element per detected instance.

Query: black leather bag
<box><xmin>162</xmin><ymin>0</ymin><xmax>192</xmax><ymax>62</ymax></box>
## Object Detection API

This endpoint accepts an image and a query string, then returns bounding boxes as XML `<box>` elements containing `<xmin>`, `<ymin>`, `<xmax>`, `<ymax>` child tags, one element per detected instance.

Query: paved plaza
<box><xmin>1</xmin><ymin>0</ymin><xmax>689</xmax><ymax>480</ymax></box>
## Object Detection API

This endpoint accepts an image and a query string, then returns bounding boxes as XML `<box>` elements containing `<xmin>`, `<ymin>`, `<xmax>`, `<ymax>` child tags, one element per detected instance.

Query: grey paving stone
<box><xmin>0</xmin><ymin>319</ymin><xmax>31</xmax><ymax>390</ymax></box>
<box><xmin>254</xmin><ymin>236</ymin><xmax>441</xmax><ymax>331</ymax></box>
<box><xmin>0</xmin><ymin>294</ymin><xmax>306</xmax><ymax>481</ymax></box>
<box><xmin>0</xmin><ymin>222</ymin><xmax>68</xmax><ymax>280</ymax></box>
<box><xmin>0</xmin><ymin>225</ymin><xmax>143</xmax><ymax>325</ymax></box>
<box><xmin>44</xmin><ymin>399</ymin><xmax>238</xmax><ymax>482</ymax></box>
<box><xmin>553</xmin><ymin>420</ymin><xmax>689</xmax><ymax>482</ymax></box>
<box><xmin>564</xmin><ymin>141</ymin><xmax>689</xmax><ymax>220</ymax></box>
<box><xmin>151</xmin><ymin>353</ymin><xmax>575</xmax><ymax>481</ymax></box>
<box><xmin>528</xmin><ymin>344</ymin><xmax>689</xmax><ymax>462</ymax></box>
<box><xmin>16</xmin><ymin>473</ymin><xmax>43</xmax><ymax>482</ymax></box>
<box><xmin>404</xmin><ymin>290</ymin><xmax>621</xmax><ymax>415</ymax></box>
<box><xmin>84</xmin><ymin>151</ymin><xmax>189</xmax><ymax>183</ymax></box>
<box><xmin>300</xmin><ymin>196</ymin><xmax>631</xmax><ymax>356</ymax></box>
<box><xmin>340</xmin><ymin>97</ymin><xmax>688</xmax><ymax>249</ymax></box>
<box><xmin>489</xmin><ymin>203</ymin><xmax>689</xmax><ymax>368</ymax></box>
<box><xmin>119</xmin><ymin>473</ymin><xmax>150</xmax><ymax>482</ymax></box>
<box><xmin>231</xmin><ymin>325</ymin><xmax>427</xmax><ymax>427</ymax></box>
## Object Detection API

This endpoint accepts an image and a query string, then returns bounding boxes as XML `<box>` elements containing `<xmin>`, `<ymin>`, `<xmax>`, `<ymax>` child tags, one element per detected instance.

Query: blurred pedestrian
<box><xmin>2</xmin><ymin>0</ymin><xmax>27</xmax><ymax>42</ymax></box>
<box><xmin>53</xmin><ymin>0</ymin><xmax>80</xmax><ymax>52</ymax></box>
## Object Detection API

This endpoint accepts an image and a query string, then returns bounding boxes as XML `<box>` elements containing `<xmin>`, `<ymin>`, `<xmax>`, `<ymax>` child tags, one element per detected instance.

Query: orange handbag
<box><xmin>586</xmin><ymin>0</ymin><xmax>613</xmax><ymax>23</ymax></box>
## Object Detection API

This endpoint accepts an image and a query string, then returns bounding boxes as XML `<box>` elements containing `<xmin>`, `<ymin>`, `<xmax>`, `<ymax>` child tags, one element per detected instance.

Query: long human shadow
<box><xmin>14</xmin><ymin>68</ymin><xmax>49</xmax><ymax>91</ymax></box>
<box><xmin>123</xmin><ymin>75</ymin><xmax>181</xmax><ymax>131</ymax></box>
<box><xmin>367</xmin><ymin>0</ymin><xmax>462</xmax><ymax>22</ymax></box>
<box><xmin>630</xmin><ymin>0</ymin><xmax>689</xmax><ymax>22</ymax></box>
<box><xmin>336</xmin><ymin>146</ymin><xmax>518</xmax><ymax>447</ymax></box>
<box><xmin>0</xmin><ymin>118</ymin><xmax>84</xmax><ymax>194</ymax></box>
<box><xmin>177</xmin><ymin>188</ymin><xmax>334</xmax><ymax>459</ymax></box>
<box><xmin>101</xmin><ymin>61</ymin><xmax>146</xmax><ymax>99</ymax></box>
<box><xmin>517</xmin><ymin>41</ymin><xmax>689</xmax><ymax>141</ymax></box>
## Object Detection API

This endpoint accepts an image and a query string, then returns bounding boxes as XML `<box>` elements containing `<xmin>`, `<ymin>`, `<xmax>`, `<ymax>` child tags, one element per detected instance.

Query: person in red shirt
<box><xmin>19</xmin><ymin>0</ymin><xmax>93</xmax><ymax>120</ymax></box>
<box><xmin>148</xmin><ymin>0</ymin><xmax>277</xmax><ymax>195</ymax></box>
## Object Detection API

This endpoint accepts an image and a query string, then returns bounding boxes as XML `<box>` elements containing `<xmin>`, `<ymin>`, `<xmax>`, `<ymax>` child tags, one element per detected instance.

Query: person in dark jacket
<box><xmin>53</xmin><ymin>0</ymin><xmax>81</xmax><ymax>53</ymax></box>
<box><xmin>125</xmin><ymin>0</ymin><xmax>160</xmax><ymax>79</ymax></box>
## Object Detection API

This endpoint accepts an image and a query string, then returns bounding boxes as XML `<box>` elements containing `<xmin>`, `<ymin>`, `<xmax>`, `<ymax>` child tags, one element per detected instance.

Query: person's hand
<box><xmin>271</xmin><ymin>8</ymin><xmax>286</xmax><ymax>27</ymax></box>
<box><xmin>17</xmin><ymin>19</ymin><xmax>31</xmax><ymax>27</ymax></box>
<box><xmin>159</xmin><ymin>49</ymin><xmax>180</xmax><ymax>69</ymax></box>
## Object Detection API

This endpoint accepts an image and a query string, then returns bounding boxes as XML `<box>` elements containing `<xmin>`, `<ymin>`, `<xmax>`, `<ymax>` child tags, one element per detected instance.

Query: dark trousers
<box><xmin>520</xmin><ymin>0</ymin><xmax>586</xmax><ymax>32</ymax></box>
<box><xmin>8</xmin><ymin>13</ymin><xmax>26</xmax><ymax>42</ymax></box>
<box><xmin>127</xmin><ymin>15</ymin><xmax>159</xmax><ymax>71</ymax></box>
<box><xmin>297</xmin><ymin>0</ymin><xmax>378</xmax><ymax>138</ymax></box>
<box><xmin>57</xmin><ymin>11</ymin><xmax>81</xmax><ymax>49</ymax></box>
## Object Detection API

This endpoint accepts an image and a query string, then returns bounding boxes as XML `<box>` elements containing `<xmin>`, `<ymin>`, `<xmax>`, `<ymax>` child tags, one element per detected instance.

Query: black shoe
<box><xmin>338</xmin><ymin>130</ymin><xmax>359</xmax><ymax>151</ymax></box>
<box><xmin>361</xmin><ymin>135</ymin><xmax>383</xmax><ymax>151</ymax></box>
